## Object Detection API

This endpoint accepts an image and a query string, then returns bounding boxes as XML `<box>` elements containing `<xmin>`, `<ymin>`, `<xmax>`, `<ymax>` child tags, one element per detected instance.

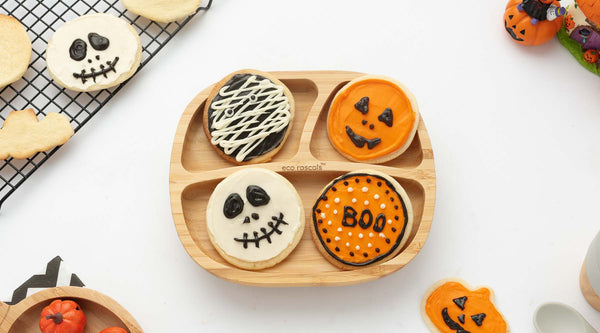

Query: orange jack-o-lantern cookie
<box><xmin>327</xmin><ymin>75</ymin><xmax>420</xmax><ymax>163</ymax></box>
<box><xmin>310</xmin><ymin>170</ymin><xmax>413</xmax><ymax>270</ymax></box>
<box><xmin>422</xmin><ymin>279</ymin><xmax>509</xmax><ymax>333</ymax></box>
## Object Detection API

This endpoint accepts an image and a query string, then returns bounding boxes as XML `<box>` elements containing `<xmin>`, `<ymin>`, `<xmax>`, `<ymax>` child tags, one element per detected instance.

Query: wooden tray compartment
<box><xmin>0</xmin><ymin>287</ymin><xmax>142</xmax><ymax>332</ymax></box>
<box><xmin>170</xmin><ymin>71</ymin><xmax>436</xmax><ymax>286</ymax></box>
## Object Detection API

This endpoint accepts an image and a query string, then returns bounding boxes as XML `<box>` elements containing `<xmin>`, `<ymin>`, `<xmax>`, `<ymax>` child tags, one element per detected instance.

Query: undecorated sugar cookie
<box><xmin>327</xmin><ymin>75</ymin><xmax>420</xmax><ymax>163</ymax></box>
<box><xmin>46</xmin><ymin>13</ymin><xmax>142</xmax><ymax>92</ymax></box>
<box><xmin>422</xmin><ymin>279</ymin><xmax>509</xmax><ymax>333</ymax></box>
<box><xmin>122</xmin><ymin>0</ymin><xmax>204</xmax><ymax>23</ymax></box>
<box><xmin>0</xmin><ymin>109</ymin><xmax>74</xmax><ymax>160</ymax></box>
<box><xmin>0</xmin><ymin>14</ymin><xmax>32</xmax><ymax>88</ymax></box>
<box><xmin>203</xmin><ymin>70</ymin><xmax>295</xmax><ymax>164</ymax></box>
<box><xmin>310</xmin><ymin>170</ymin><xmax>413</xmax><ymax>270</ymax></box>
<box><xmin>206</xmin><ymin>168</ymin><xmax>304</xmax><ymax>270</ymax></box>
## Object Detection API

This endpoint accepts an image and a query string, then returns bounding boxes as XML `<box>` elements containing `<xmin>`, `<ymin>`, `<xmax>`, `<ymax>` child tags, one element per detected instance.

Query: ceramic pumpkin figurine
<box><xmin>39</xmin><ymin>299</ymin><xmax>86</xmax><ymax>333</ymax></box>
<box><xmin>504</xmin><ymin>0</ymin><xmax>565</xmax><ymax>45</ymax></box>
<box><xmin>100</xmin><ymin>327</ymin><xmax>128</xmax><ymax>333</ymax></box>
<box><xmin>559</xmin><ymin>0</ymin><xmax>600</xmax><ymax>72</ymax></box>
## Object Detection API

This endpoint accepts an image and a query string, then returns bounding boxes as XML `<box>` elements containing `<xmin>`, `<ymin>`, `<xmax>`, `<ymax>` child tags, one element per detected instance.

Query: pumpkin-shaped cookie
<box><xmin>310</xmin><ymin>170</ymin><xmax>413</xmax><ymax>270</ymax></box>
<box><xmin>503</xmin><ymin>0</ymin><xmax>563</xmax><ymax>46</ymax></box>
<box><xmin>327</xmin><ymin>75</ymin><xmax>419</xmax><ymax>164</ymax></box>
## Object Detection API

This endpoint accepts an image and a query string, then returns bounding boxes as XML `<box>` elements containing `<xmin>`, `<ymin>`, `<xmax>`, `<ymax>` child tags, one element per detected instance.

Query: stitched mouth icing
<box><xmin>234</xmin><ymin>213</ymin><xmax>289</xmax><ymax>249</ymax></box>
<box><xmin>72</xmin><ymin>56</ymin><xmax>120</xmax><ymax>84</ymax></box>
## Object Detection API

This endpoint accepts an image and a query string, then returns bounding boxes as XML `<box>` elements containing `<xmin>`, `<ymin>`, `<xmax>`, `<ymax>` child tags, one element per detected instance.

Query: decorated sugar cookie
<box><xmin>558</xmin><ymin>0</ymin><xmax>600</xmax><ymax>75</ymax></box>
<box><xmin>122</xmin><ymin>0</ymin><xmax>204</xmax><ymax>23</ymax></box>
<box><xmin>503</xmin><ymin>0</ymin><xmax>565</xmax><ymax>46</ymax></box>
<box><xmin>46</xmin><ymin>13</ymin><xmax>142</xmax><ymax>92</ymax></box>
<box><xmin>327</xmin><ymin>75</ymin><xmax>420</xmax><ymax>163</ymax></box>
<box><xmin>0</xmin><ymin>15</ymin><xmax>32</xmax><ymax>88</ymax></box>
<box><xmin>422</xmin><ymin>279</ymin><xmax>509</xmax><ymax>333</ymax></box>
<box><xmin>203</xmin><ymin>70</ymin><xmax>295</xmax><ymax>164</ymax></box>
<box><xmin>310</xmin><ymin>170</ymin><xmax>413</xmax><ymax>270</ymax></box>
<box><xmin>206</xmin><ymin>168</ymin><xmax>304</xmax><ymax>270</ymax></box>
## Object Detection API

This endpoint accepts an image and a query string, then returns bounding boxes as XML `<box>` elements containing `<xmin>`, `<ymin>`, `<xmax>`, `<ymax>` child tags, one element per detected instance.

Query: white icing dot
<box><xmin>224</xmin><ymin>108</ymin><xmax>234</xmax><ymax>117</ymax></box>
<box><xmin>327</xmin><ymin>221</ymin><xmax>332</xmax><ymax>226</ymax></box>
<box><xmin>325</xmin><ymin>204</ymin><xmax>330</xmax><ymax>208</ymax></box>
<box><xmin>380</xmin><ymin>204</ymin><xmax>386</xmax><ymax>209</ymax></box>
<box><xmin>374</xmin><ymin>194</ymin><xmax>380</xmax><ymax>200</ymax></box>
<box><xmin>358</xmin><ymin>233</ymin><xmax>364</xmax><ymax>239</ymax></box>
<box><xmin>355</xmin><ymin>245</ymin><xmax>360</xmax><ymax>250</ymax></box>
<box><xmin>369</xmin><ymin>233</ymin><xmax>374</xmax><ymax>238</ymax></box>
<box><xmin>335</xmin><ymin>236</ymin><xmax>341</xmax><ymax>241</ymax></box>
<box><xmin>346</xmin><ymin>242</ymin><xmax>350</xmax><ymax>247</ymax></box>
<box><xmin>368</xmin><ymin>243</ymin><xmax>373</xmax><ymax>248</ymax></box>
<box><xmin>387</xmin><ymin>219</ymin><xmax>392</xmax><ymax>224</ymax></box>
<box><xmin>364</xmin><ymin>200</ymin><xmax>369</xmax><ymax>206</ymax></box>
<box><xmin>348</xmin><ymin>232</ymin><xmax>352</xmax><ymax>237</ymax></box>
<box><xmin>337</xmin><ymin>227</ymin><xmax>343</xmax><ymax>232</ymax></box>
<box><xmin>320</xmin><ymin>213</ymin><xmax>326</xmax><ymax>218</ymax></box>
<box><xmin>333</xmin><ymin>209</ymin><xmax>338</xmax><ymax>215</ymax></box>
<box><xmin>379</xmin><ymin>233</ymin><xmax>385</xmax><ymax>238</ymax></box>
<box><xmin>362</xmin><ymin>187</ymin><xmax>368</xmax><ymax>193</ymax></box>
<box><xmin>352</xmin><ymin>198</ymin><xmax>357</xmax><ymax>203</ymax></box>
<box><xmin>348</xmin><ymin>187</ymin><xmax>354</xmax><ymax>193</ymax></box>
<box><xmin>334</xmin><ymin>198</ymin><xmax>340</xmax><ymax>203</ymax></box>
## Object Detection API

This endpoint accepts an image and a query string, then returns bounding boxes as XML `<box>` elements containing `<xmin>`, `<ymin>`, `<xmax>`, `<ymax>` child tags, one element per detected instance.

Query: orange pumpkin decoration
<box><xmin>565</xmin><ymin>14</ymin><xmax>575</xmax><ymax>30</ymax></box>
<box><xmin>423</xmin><ymin>280</ymin><xmax>508</xmax><ymax>333</ymax></box>
<box><xmin>39</xmin><ymin>299</ymin><xmax>86</xmax><ymax>333</ymax></box>
<box><xmin>503</xmin><ymin>0</ymin><xmax>563</xmax><ymax>45</ymax></box>
<box><xmin>577</xmin><ymin>0</ymin><xmax>600</xmax><ymax>26</ymax></box>
<box><xmin>100</xmin><ymin>327</ymin><xmax>128</xmax><ymax>333</ymax></box>
<box><xmin>584</xmin><ymin>49</ymin><xmax>599</xmax><ymax>63</ymax></box>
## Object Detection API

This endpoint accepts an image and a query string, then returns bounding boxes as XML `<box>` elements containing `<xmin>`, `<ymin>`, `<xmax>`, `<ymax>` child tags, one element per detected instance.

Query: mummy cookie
<box><xmin>203</xmin><ymin>70</ymin><xmax>294</xmax><ymax>164</ymax></box>
<box><xmin>327</xmin><ymin>75</ymin><xmax>420</xmax><ymax>163</ymax></box>
<box><xmin>46</xmin><ymin>13</ymin><xmax>142</xmax><ymax>92</ymax></box>
<box><xmin>422</xmin><ymin>279</ymin><xmax>509</xmax><ymax>333</ymax></box>
<box><xmin>0</xmin><ymin>15</ymin><xmax>32</xmax><ymax>88</ymax></box>
<box><xmin>0</xmin><ymin>109</ymin><xmax>74</xmax><ymax>159</ymax></box>
<box><xmin>310</xmin><ymin>170</ymin><xmax>413</xmax><ymax>270</ymax></box>
<box><xmin>122</xmin><ymin>0</ymin><xmax>203</xmax><ymax>23</ymax></box>
<box><xmin>206</xmin><ymin>168</ymin><xmax>304</xmax><ymax>270</ymax></box>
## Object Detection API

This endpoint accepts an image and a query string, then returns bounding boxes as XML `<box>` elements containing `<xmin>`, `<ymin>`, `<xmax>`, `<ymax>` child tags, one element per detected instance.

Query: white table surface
<box><xmin>2</xmin><ymin>0</ymin><xmax>600</xmax><ymax>331</ymax></box>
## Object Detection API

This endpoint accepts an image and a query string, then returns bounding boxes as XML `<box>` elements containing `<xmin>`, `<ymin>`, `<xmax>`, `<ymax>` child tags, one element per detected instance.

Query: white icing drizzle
<box><xmin>209</xmin><ymin>75</ymin><xmax>291</xmax><ymax>162</ymax></box>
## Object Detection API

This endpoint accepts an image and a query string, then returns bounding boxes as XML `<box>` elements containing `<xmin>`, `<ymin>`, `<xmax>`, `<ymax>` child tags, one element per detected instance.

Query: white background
<box><xmin>1</xmin><ymin>0</ymin><xmax>600</xmax><ymax>331</ymax></box>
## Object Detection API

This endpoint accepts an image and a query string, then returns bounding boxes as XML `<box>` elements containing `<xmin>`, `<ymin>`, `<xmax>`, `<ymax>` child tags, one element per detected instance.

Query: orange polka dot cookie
<box><xmin>327</xmin><ymin>75</ymin><xmax>420</xmax><ymax>163</ymax></box>
<box><xmin>310</xmin><ymin>170</ymin><xmax>413</xmax><ymax>270</ymax></box>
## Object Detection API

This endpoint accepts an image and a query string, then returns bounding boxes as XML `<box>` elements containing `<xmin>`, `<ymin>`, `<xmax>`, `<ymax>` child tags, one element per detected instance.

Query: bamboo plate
<box><xmin>0</xmin><ymin>287</ymin><xmax>142</xmax><ymax>332</ymax></box>
<box><xmin>169</xmin><ymin>70</ymin><xmax>436</xmax><ymax>287</ymax></box>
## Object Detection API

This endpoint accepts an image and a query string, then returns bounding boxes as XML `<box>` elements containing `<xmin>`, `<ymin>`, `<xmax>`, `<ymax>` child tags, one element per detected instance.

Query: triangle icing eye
<box><xmin>88</xmin><ymin>32</ymin><xmax>110</xmax><ymax>51</ymax></box>
<box><xmin>471</xmin><ymin>313</ymin><xmax>486</xmax><ymax>327</ymax></box>
<box><xmin>377</xmin><ymin>108</ymin><xmax>393</xmax><ymax>127</ymax></box>
<box><xmin>354</xmin><ymin>96</ymin><xmax>369</xmax><ymax>114</ymax></box>
<box><xmin>246</xmin><ymin>185</ymin><xmax>270</xmax><ymax>206</ymax></box>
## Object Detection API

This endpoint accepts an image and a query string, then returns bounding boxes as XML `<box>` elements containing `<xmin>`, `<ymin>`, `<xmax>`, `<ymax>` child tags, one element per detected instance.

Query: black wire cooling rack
<box><xmin>0</xmin><ymin>0</ymin><xmax>212</xmax><ymax>209</ymax></box>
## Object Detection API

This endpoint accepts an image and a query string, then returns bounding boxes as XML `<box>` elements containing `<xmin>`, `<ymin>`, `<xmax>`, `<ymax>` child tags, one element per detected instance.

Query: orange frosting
<box><xmin>313</xmin><ymin>173</ymin><xmax>408</xmax><ymax>265</ymax></box>
<box><xmin>327</xmin><ymin>78</ymin><xmax>416</xmax><ymax>161</ymax></box>
<box><xmin>425</xmin><ymin>281</ymin><xmax>507</xmax><ymax>333</ymax></box>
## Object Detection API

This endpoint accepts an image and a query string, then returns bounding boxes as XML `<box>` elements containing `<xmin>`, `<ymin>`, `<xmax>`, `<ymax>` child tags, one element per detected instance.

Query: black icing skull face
<box><xmin>69</xmin><ymin>32</ymin><xmax>118</xmax><ymax>84</ymax></box>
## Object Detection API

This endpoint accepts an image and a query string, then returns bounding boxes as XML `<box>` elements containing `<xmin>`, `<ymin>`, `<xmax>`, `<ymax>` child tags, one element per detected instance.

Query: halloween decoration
<box><xmin>327</xmin><ymin>75</ymin><xmax>419</xmax><ymax>163</ymax></box>
<box><xmin>310</xmin><ymin>170</ymin><xmax>413</xmax><ymax>270</ymax></box>
<box><xmin>203</xmin><ymin>70</ymin><xmax>295</xmax><ymax>164</ymax></box>
<box><xmin>0</xmin><ymin>109</ymin><xmax>74</xmax><ymax>160</ymax></box>
<box><xmin>503</xmin><ymin>0</ymin><xmax>564</xmax><ymax>46</ymax></box>
<box><xmin>422</xmin><ymin>279</ymin><xmax>509</xmax><ymax>333</ymax></box>
<box><xmin>122</xmin><ymin>0</ymin><xmax>203</xmax><ymax>23</ymax></box>
<box><xmin>0</xmin><ymin>14</ymin><xmax>31</xmax><ymax>88</ymax></box>
<box><xmin>559</xmin><ymin>0</ymin><xmax>600</xmax><ymax>75</ymax></box>
<box><xmin>46</xmin><ymin>13</ymin><xmax>142</xmax><ymax>92</ymax></box>
<box><xmin>206</xmin><ymin>168</ymin><xmax>305</xmax><ymax>270</ymax></box>
<box><xmin>100</xmin><ymin>327</ymin><xmax>128</xmax><ymax>333</ymax></box>
<box><xmin>39</xmin><ymin>299</ymin><xmax>86</xmax><ymax>333</ymax></box>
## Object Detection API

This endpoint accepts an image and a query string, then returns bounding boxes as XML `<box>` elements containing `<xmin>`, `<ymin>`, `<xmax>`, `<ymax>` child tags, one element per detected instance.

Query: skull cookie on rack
<box><xmin>46</xmin><ymin>13</ymin><xmax>142</xmax><ymax>92</ymax></box>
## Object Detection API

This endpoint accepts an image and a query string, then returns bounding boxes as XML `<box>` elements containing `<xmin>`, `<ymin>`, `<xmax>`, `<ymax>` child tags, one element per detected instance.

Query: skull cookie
<box><xmin>327</xmin><ymin>75</ymin><xmax>420</xmax><ymax>163</ymax></box>
<box><xmin>310</xmin><ymin>170</ymin><xmax>413</xmax><ymax>270</ymax></box>
<box><xmin>46</xmin><ymin>13</ymin><xmax>142</xmax><ymax>92</ymax></box>
<box><xmin>206</xmin><ymin>168</ymin><xmax>304</xmax><ymax>270</ymax></box>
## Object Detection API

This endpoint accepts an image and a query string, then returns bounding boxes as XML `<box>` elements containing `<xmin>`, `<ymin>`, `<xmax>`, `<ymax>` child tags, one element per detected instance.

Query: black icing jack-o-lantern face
<box><xmin>222</xmin><ymin>185</ymin><xmax>289</xmax><ymax>248</ymax></box>
<box><xmin>69</xmin><ymin>32</ymin><xmax>119</xmax><ymax>83</ymax></box>
<box><xmin>344</xmin><ymin>96</ymin><xmax>395</xmax><ymax>150</ymax></box>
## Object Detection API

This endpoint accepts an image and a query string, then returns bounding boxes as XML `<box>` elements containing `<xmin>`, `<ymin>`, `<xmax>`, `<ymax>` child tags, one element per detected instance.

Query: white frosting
<box><xmin>206</xmin><ymin>168</ymin><xmax>302</xmax><ymax>263</ymax></box>
<box><xmin>46</xmin><ymin>13</ymin><xmax>140</xmax><ymax>90</ymax></box>
<box><xmin>209</xmin><ymin>75</ymin><xmax>291</xmax><ymax>162</ymax></box>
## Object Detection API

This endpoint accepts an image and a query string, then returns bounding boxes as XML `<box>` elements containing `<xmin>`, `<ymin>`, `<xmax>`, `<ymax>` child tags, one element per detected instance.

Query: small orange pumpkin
<box><xmin>504</xmin><ymin>0</ymin><xmax>563</xmax><ymax>45</ymax></box>
<box><xmin>565</xmin><ymin>14</ymin><xmax>575</xmax><ymax>30</ymax></box>
<box><xmin>100</xmin><ymin>327</ymin><xmax>128</xmax><ymax>333</ymax></box>
<box><xmin>584</xmin><ymin>49</ymin><xmax>599</xmax><ymax>63</ymax></box>
<box><xmin>39</xmin><ymin>299</ymin><xmax>86</xmax><ymax>333</ymax></box>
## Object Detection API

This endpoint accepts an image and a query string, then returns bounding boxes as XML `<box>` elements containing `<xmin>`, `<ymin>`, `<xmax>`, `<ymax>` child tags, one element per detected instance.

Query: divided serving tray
<box><xmin>169</xmin><ymin>70</ymin><xmax>436</xmax><ymax>287</ymax></box>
